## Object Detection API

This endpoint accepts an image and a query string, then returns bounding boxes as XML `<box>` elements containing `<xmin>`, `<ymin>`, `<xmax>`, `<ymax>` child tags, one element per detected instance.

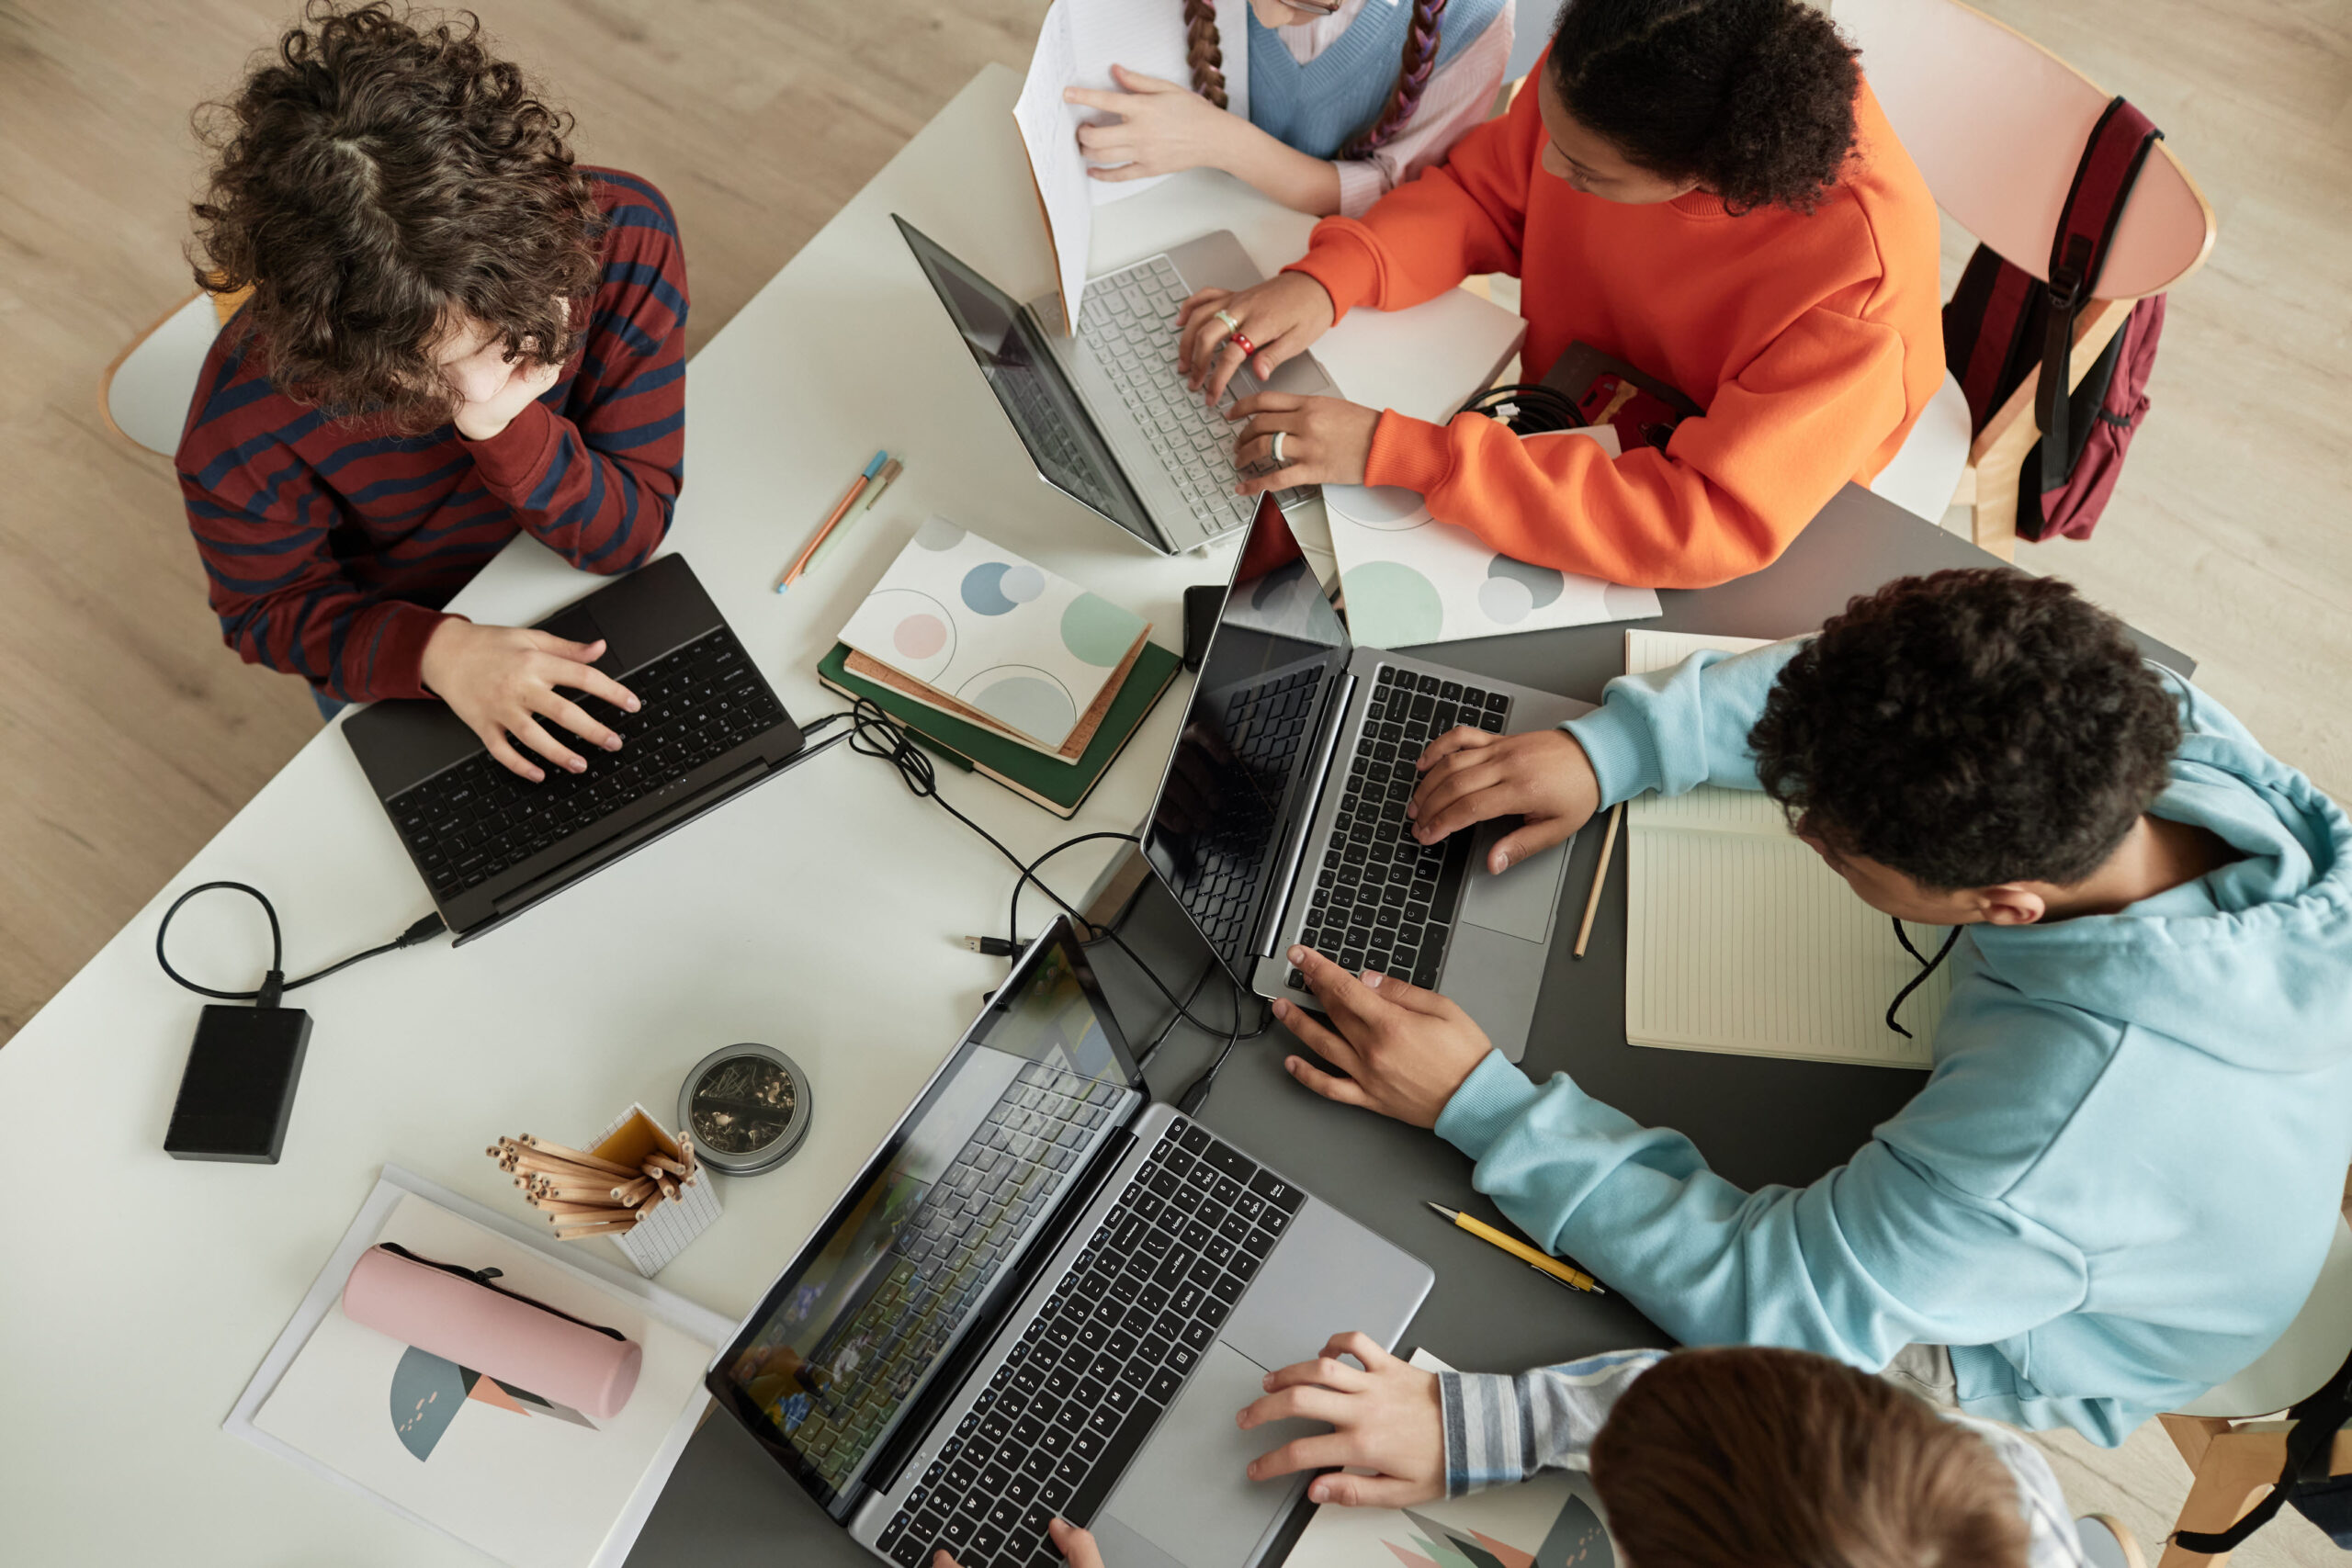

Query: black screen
<box><xmin>894</xmin><ymin>216</ymin><xmax>1159</xmax><ymax>547</ymax></box>
<box><xmin>709</xmin><ymin>926</ymin><xmax>1140</xmax><ymax>1511</ymax></box>
<box><xmin>1142</xmin><ymin>502</ymin><xmax>1350</xmax><ymax>982</ymax></box>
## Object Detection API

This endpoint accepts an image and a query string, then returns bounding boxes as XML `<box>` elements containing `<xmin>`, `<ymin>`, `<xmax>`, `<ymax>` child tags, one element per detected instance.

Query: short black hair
<box><xmin>1750</xmin><ymin>570</ymin><xmax>2182</xmax><ymax>890</ymax></box>
<box><xmin>1547</xmin><ymin>0</ymin><xmax>1860</xmax><ymax>214</ymax></box>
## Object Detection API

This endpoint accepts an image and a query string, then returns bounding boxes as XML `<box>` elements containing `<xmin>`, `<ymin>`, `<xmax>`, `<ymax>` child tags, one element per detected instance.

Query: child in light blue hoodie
<box><xmin>1272</xmin><ymin>569</ymin><xmax>2352</xmax><ymax>1445</ymax></box>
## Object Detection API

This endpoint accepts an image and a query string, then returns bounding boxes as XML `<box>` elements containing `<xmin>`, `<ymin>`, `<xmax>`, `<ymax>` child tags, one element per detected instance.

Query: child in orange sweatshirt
<box><xmin>1177</xmin><ymin>0</ymin><xmax>1944</xmax><ymax>589</ymax></box>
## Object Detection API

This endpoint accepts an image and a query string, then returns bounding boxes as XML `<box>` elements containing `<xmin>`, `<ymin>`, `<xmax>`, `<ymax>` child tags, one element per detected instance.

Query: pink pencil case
<box><xmin>342</xmin><ymin>1243</ymin><xmax>643</xmax><ymax>1419</ymax></box>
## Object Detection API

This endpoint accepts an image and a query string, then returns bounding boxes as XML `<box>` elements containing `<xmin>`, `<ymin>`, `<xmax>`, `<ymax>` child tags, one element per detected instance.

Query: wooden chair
<box><xmin>2155</xmin><ymin>1210</ymin><xmax>2352</xmax><ymax>1567</ymax></box>
<box><xmin>97</xmin><ymin>286</ymin><xmax>251</xmax><ymax>458</ymax></box>
<box><xmin>1830</xmin><ymin>0</ymin><xmax>2215</xmax><ymax>557</ymax></box>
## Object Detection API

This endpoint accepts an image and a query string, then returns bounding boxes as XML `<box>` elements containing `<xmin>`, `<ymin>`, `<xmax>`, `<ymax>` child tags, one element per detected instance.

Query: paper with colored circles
<box><xmin>839</xmin><ymin>515</ymin><xmax>1150</xmax><ymax>753</ymax></box>
<box><xmin>1326</xmin><ymin>426</ymin><xmax>1662</xmax><ymax>650</ymax></box>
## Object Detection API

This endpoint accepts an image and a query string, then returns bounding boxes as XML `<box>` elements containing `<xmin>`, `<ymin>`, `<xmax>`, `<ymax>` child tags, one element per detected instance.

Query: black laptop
<box><xmin>343</xmin><ymin>553</ymin><xmax>809</xmax><ymax>942</ymax></box>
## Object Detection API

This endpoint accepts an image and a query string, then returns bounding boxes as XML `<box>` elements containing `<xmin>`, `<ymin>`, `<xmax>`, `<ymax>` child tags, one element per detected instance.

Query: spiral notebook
<box><xmin>1623</xmin><ymin>631</ymin><xmax>1952</xmax><ymax>1070</ymax></box>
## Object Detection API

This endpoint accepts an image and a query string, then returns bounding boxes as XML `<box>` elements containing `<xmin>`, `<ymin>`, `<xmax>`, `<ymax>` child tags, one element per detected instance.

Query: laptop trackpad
<box><xmin>1097</xmin><ymin>1342</ymin><xmax>1319</xmax><ymax>1568</ymax></box>
<box><xmin>1458</xmin><ymin>829</ymin><xmax>1573</xmax><ymax>942</ymax></box>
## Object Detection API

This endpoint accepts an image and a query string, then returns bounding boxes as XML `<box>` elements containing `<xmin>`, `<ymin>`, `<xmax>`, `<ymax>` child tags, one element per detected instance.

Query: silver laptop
<box><xmin>707</xmin><ymin>919</ymin><xmax>1432</xmax><ymax>1568</ymax></box>
<box><xmin>1139</xmin><ymin>503</ymin><xmax>1595</xmax><ymax>1062</ymax></box>
<box><xmin>894</xmin><ymin>214</ymin><xmax>1335</xmax><ymax>555</ymax></box>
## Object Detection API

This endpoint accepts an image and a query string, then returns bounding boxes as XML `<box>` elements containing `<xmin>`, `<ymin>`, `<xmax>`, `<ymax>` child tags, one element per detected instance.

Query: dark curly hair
<box><xmin>1750</xmin><ymin>570</ymin><xmax>2181</xmax><ymax>891</ymax></box>
<box><xmin>1591</xmin><ymin>1348</ymin><xmax>2030</xmax><ymax>1568</ymax></box>
<box><xmin>189</xmin><ymin>2</ymin><xmax>605</xmax><ymax>431</ymax></box>
<box><xmin>1547</xmin><ymin>0</ymin><xmax>1860</xmax><ymax>214</ymax></box>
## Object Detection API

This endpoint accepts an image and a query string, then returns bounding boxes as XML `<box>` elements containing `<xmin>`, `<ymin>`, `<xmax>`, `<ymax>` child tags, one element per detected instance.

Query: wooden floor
<box><xmin>0</xmin><ymin>1</ymin><xmax>2343</xmax><ymax>1561</ymax></box>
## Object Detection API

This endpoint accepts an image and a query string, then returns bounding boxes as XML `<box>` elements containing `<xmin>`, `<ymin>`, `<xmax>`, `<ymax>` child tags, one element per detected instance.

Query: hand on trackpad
<box><xmin>1094</xmin><ymin>1343</ymin><xmax>1321</xmax><ymax>1568</ymax></box>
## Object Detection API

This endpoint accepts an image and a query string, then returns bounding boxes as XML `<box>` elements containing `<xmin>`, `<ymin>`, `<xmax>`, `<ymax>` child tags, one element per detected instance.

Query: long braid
<box><xmin>1340</xmin><ymin>0</ymin><xmax>1448</xmax><ymax>157</ymax></box>
<box><xmin>1182</xmin><ymin>0</ymin><xmax>1229</xmax><ymax>108</ymax></box>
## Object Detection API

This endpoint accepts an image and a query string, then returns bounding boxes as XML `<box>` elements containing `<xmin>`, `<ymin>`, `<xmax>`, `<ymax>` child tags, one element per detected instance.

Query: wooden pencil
<box><xmin>644</xmin><ymin>1154</ymin><xmax>691</xmax><ymax>1178</ymax></box>
<box><xmin>514</xmin><ymin>1135</ymin><xmax>639</xmax><ymax>1179</ymax></box>
<box><xmin>1573</xmin><ymin>803</ymin><xmax>1625</xmax><ymax>959</ymax></box>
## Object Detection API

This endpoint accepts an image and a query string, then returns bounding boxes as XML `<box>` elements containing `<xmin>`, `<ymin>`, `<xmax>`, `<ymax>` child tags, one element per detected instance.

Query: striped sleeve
<box><xmin>462</xmin><ymin>171</ymin><xmax>688</xmax><ymax>572</ymax></box>
<box><xmin>1437</xmin><ymin>1349</ymin><xmax>1666</xmax><ymax>1496</ymax></box>
<box><xmin>177</xmin><ymin>351</ymin><xmax>451</xmax><ymax>703</ymax></box>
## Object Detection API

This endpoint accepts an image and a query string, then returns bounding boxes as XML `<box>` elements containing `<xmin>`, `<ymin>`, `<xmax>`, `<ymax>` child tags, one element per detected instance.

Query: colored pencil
<box><xmin>778</xmin><ymin>450</ymin><xmax>887</xmax><ymax>592</ymax></box>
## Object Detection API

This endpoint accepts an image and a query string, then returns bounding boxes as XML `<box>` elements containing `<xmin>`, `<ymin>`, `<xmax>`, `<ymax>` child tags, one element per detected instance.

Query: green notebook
<box><xmin>816</xmin><ymin>639</ymin><xmax>1182</xmax><ymax>818</ymax></box>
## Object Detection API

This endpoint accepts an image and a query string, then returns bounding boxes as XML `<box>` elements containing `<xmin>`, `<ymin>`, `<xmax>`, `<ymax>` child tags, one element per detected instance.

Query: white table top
<box><xmin>0</xmin><ymin>63</ymin><xmax>1520</xmax><ymax>1564</ymax></box>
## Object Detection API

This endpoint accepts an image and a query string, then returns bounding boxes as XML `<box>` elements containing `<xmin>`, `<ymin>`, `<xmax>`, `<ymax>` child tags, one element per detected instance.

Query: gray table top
<box><xmin>625</xmin><ymin>486</ymin><xmax>2191</xmax><ymax>1565</ymax></box>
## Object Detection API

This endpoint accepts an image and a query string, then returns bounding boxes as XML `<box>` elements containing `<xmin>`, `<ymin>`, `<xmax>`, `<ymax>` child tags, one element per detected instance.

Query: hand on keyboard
<box><xmin>935</xmin><ymin>1517</ymin><xmax>1102</xmax><ymax>1568</ymax></box>
<box><xmin>1409</xmin><ymin>728</ymin><xmax>1601</xmax><ymax>874</ymax></box>
<box><xmin>1271</xmin><ymin>946</ymin><xmax>1494</xmax><ymax>1130</ymax></box>
<box><xmin>1238</xmin><ymin>1332</ymin><xmax>1444</xmax><ymax>1509</ymax></box>
<box><xmin>418</xmin><ymin>619</ymin><xmax>641</xmax><ymax>783</ymax></box>
<box><xmin>1225</xmin><ymin>392</ymin><xmax>1378</xmax><ymax>496</ymax></box>
<box><xmin>1177</xmin><ymin>273</ymin><xmax>1335</xmax><ymax>404</ymax></box>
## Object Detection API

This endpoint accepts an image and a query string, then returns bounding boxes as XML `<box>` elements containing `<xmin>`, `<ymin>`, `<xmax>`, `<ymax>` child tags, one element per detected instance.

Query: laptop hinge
<box><xmin>1252</xmin><ymin>668</ymin><xmax>1356</xmax><ymax>959</ymax></box>
<box><xmin>860</xmin><ymin>1123</ymin><xmax>1141</xmax><ymax>1502</ymax></box>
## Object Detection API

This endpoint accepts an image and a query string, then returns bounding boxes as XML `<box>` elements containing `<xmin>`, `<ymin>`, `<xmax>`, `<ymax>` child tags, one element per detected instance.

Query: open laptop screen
<box><xmin>708</xmin><ymin>925</ymin><xmax>1141</xmax><ymax>1514</ymax></box>
<box><xmin>893</xmin><ymin>216</ymin><xmax>1160</xmax><ymax>547</ymax></box>
<box><xmin>1142</xmin><ymin>502</ymin><xmax>1351</xmax><ymax>983</ymax></box>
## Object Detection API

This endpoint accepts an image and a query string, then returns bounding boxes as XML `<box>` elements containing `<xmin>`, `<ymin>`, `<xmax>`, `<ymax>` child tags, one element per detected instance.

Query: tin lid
<box><xmin>678</xmin><ymin>1043</ymin><xmax>811</xmax><ymax>1177</ymax></box>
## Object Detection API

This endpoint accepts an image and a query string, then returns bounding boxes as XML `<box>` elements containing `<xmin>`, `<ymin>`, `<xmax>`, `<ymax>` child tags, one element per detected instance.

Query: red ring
<box><xmin>1228</xmin><ymin>330</ymin><xmax>1259</xmax><ymax>359</ymax></box>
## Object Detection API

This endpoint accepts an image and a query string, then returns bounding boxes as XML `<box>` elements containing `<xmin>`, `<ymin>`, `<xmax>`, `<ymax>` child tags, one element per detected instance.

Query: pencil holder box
<box><xmin>593</xmin><ymin>1104</ymin><xmax>722</xmax><ymax>1278</ymax></box>
<box><xmin>341</xmin><ymin>1242</ymin><xmax>643</xmax><ymax>1418</ymax></box>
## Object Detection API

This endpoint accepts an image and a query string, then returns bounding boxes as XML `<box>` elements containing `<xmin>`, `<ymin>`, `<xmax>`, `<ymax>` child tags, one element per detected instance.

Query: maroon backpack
<box><xmin>1941</xmin><ymin>97</ymin><xmax>2166</xmax><ymax>542</ymax></box>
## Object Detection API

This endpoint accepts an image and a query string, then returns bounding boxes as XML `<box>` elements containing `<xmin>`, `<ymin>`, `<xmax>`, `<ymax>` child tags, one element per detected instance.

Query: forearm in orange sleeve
<box><xmin>1284</xmin><ymin>85</ymin><xmax>1541</xmax><ymax>320</ymax></box>
<box><xmin>1363</xmin><ymin>308</ymin><xmax>1915</xmax><ymax>589</ymax></box>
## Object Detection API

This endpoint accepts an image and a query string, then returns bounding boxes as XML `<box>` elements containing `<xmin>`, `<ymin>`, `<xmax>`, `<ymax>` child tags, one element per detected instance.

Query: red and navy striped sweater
<box><xmin>175</xmin><ymin>167</ymin><xmax>687</xmax><ymax>703</ymax></box>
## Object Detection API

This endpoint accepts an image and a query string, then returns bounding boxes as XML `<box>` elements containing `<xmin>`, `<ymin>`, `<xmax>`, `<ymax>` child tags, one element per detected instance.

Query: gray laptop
<box><xmin>894</xmin><ymin>215</ymin><xmax>1335</xmax><ymax>555</ymax></box>
<box><xmin>1139</xmin><ymin>503</ymin><xmax>1594</xmax><ymax>1062</ymax></box>
<box><xmin>708</xmin><ymin>919</ymin><xmax>1431</xmax><ymax>1568</ymax></box>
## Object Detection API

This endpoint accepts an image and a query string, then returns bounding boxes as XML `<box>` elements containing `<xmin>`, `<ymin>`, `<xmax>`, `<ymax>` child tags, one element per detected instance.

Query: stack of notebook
<box><xmin>820</xmin><ymin>516</ymin><xmax>1180</xmax><ymax>818</ymax></box>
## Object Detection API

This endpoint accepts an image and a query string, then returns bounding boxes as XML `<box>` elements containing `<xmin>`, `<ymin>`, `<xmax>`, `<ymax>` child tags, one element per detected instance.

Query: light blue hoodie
<box><xmin>1435</xmin><ymin>643</ymin><xmax>2352</xmax><ymax>1444</ymax></box>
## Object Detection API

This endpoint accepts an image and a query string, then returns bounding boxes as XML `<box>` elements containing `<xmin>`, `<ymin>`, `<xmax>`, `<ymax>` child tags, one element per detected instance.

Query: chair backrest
<box><xmin>100</xmin><ymin>291</ymin><xmax>233</xmax><ymax>459</ymax></box>
<box><xmin>1830</xmin><ymin>0</ymin><xmax>2213</xmax><ymax>298</ymax></box>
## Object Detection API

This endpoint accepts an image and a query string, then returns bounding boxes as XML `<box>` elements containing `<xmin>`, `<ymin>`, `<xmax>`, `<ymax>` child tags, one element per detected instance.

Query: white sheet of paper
<box><xmin>1013</xmin><ymin>0</ymin><xmax>1094</xmax><ymax>333</ymax></box>
<box><xmin>1327</xmin><ymin>428</ymin><xmax>1662</xmax><ymax>649</ymax></box>
<box><xmin>226</xmin><ymin>1168</ymin><xmax>730</xmax><ymax>1568</ymax></box>
<box><xmin>1283</xmin><ymin>1350</ymin><xmax>1620</xmax><ymax>1568</ymax></box>
<box><xmin>1072</xmin><ymin>0</ymin><xmax>1252</xmax><ymax>204</ymax></box>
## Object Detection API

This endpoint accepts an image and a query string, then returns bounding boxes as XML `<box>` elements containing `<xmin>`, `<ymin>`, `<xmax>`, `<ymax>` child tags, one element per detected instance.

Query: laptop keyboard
<box><xmin>1291</xmin><ymin>668</ymin><xmax>1511</xmax><ymax>993</ymax></box>
<box><xmin>1173</xmin><ymin>665</ymin><xmax>1328</xmax><ymax>956</ymax></box>
<box><xmin>875</xmin><ymin>1116</ymin><xmax>1306</xmax><ymax>1568</ymax></box>
<box><xmin>785</xmin><ymin>1062</ymin><xmax>1127</xmax><ymax>1486</ymax></box>
<box><xmin>1079</xmin><ymin>254</ymin><xmax>1313</xmax><ymax>531</ymax></box>
<box><xmin>386</xmin><ymin>626</ymin><xmax>786</xmax><ymax>901</ymax></box>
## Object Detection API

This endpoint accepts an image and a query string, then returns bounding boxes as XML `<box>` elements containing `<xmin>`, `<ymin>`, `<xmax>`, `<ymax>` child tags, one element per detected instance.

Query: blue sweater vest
<box><xmin>1246</xmin><ymin>0</ymin><xmax>1508</xmax><ymax>161</ymax></box>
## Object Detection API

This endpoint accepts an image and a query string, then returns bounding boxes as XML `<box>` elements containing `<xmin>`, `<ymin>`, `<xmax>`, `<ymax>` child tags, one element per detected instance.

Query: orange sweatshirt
<box><xmin>1285</xmin><ymin>72</ymin><xmax>1944</xmax><ymax>589</ymax></box>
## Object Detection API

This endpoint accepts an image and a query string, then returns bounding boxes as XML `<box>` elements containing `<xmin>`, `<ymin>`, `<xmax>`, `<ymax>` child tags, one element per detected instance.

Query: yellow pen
<box><xmin>1426</xmin><ymin>1201</ymin><xmax>1606</xmax><ymax>1294</ymax></box>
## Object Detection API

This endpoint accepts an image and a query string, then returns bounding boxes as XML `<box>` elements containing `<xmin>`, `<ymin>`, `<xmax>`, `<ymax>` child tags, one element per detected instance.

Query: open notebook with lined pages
<box><xmin>1623</xmin><ymin>630</ymin><xmax>1952</xmax><ymax>1070</ymax></box>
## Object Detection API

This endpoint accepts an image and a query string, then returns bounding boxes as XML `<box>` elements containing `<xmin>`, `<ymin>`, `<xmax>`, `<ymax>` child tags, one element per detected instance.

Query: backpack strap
<box><xmin>2035</xmin><ymin>97</ymin><xmax>2163</xmax><ymax>493</ymax></box>
<box><xmin>2173</xmin><ymin>1346</ymin><xmax>2352</xmax><ymax>1556</ymax></box>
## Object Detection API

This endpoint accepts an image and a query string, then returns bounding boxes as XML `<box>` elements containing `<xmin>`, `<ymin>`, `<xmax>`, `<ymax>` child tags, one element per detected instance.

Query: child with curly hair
<box><xmin>179</xmin><ymin>2</ymin><xmax>684</xmax><ymax>776</ymax></box>
<box><xmin>1062</xmin><ymin>0</ymin><xmax>1513</xmax><ymax>218</ymax></box>
<box><xmin>1178</xmin><ymin>0</ymin><xmax>1946</xmax><ymax>590</ymax></box>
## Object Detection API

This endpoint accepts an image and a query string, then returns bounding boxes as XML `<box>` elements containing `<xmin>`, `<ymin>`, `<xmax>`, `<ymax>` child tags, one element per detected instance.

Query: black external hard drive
<box><xmin>164</xmin><ymin>1004</ymin><xmax>313</xmax><ymax>1163</ymax></box>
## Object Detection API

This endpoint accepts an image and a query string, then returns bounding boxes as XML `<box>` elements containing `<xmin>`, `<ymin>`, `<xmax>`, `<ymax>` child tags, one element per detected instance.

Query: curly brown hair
<box><xmin>1749</xmin><ymin>570</ymin><xmax>2182</xmax><ymax>890</ymax></box>
<box><xmin>1547</xmin><ymin>0</ymin><xmax>1861</xmax><ymax>214</ymax></box>
<box><xmin>1591</xmin><ymin>1348</ymin><xmax>2030</xmax><ymax>1568</ymax></box>
<box><xmin>190</xmin><ymin>2</ymin><xmax>605</xmax><ymax>431</ymax></box>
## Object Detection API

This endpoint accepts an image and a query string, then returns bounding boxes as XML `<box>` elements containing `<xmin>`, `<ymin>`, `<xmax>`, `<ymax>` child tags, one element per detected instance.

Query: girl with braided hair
<box><xmin>1061</xmin><ymin>0</ymin><xmax>1512</xmax><ymax>219</ymax></box>
<box><xmin>1175</xmin><ymin>0</ymin><xmax>1947</xmax><ymax>592</ymax></box>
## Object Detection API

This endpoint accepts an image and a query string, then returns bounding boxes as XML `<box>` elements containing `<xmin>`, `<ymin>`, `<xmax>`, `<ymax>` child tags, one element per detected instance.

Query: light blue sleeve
<box><xmin>1431</xmin><ymin>1050</ymin><xmax>2090</xmax><ymax>1372</ymax></box>
<box><xmin>1559</xmin><ymin>642</ymin><xmax>1805</xmax><ymax>807</ymax></box>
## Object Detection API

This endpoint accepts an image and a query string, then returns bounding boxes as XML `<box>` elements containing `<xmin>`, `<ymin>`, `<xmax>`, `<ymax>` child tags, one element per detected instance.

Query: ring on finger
<box><xmin>1271</xmin><ymin>430</ymin><xmax>1288</xmax><ymax>467</ymax></box>
<box><xmin>1229</xmin><ymin>329</ymin><xmax>1258</xmax><ymax>358</ymax></box>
